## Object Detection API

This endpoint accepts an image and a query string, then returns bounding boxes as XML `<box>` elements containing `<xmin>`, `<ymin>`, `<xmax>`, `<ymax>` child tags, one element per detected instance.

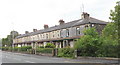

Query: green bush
<box><xmin>57</xmin><ymin>48</ymin><xmax>74</xmax><ymax>58</ymax></box>
<box><xmin>38</xmin><ymin>46</ymin><xmax>44</xmax><ymax>48</ymax></box>
<box><xmin>8</xmin><ymin>47</ymin><xmax>13</xmax><ymax>51</ymax></box>
<box><xmin>36</xmin><ymin>48</ymin><xmax>53</xmax><ymax>54</ymax></box>
<box><xmin>2</xmin><ymin>47</ymin><xmax>9</xmax><ymax>51</ymax></box>
<box><xmin>97</xmin><ymin>44</ymin><xmax>118</xmax><ymax>58</ymax></box>
<box><xmin>13</xmin><ymin>47</ymin><xmax>20</xmax><ymax>51</ymax></box>
<box><xmin>45</xmin><ymin>43</ymin><xmax>55</xmax><ymax>48</ymax></box>
<box><xmin>19</xmin><ymin>46</ymin><xmax>32</xmax><ymax>51</ymax></box>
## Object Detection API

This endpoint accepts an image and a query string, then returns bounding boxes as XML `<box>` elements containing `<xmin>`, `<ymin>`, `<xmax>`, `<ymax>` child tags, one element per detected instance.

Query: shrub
<box><xmin>36</xmin><ymin>48</ymin><xmax>53</xmax><ymax>54</ymax></box>
<box><xmin>38</xmin><ymin>46</ymin><xmax>44</xmax><ymax>48</ymax></box>
<box><xmin>13</xmin><ymin>47</ymin><xmax>20</xmax><ymax>51</ymax></box>
<box><xmin>98</xmin><ymin>45</ymin><xmax>118</xmax><ymax>57</ymax></box>
<box><xmin>8</xmin><ymin>47</ymin><xmax>13</xmax><ymax>51</ymax></box>
<box><xmin>2</xmin><ymin>47</ymin><xmax>9</xmax><ymax>51</ymax></box>
<box><xmin>57</xmin><ymin>48</ymin><xmax>74</xmax><ymax>58</ymax></box>
<box><xmin>19</xmin><ymin>46</ymin><xmax>32</xmax><ymax>51</ymax></box>
<box><xmin>45</xmin><ymin>43</ymin><xmax>55</xmax><ymax>48</ymax></box>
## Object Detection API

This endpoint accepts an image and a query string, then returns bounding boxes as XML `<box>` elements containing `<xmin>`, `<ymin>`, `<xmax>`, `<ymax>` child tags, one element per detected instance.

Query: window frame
<box><xmin>66</xmin><ymin>29</ymin><xmax>69</xmax><ymax>37</ymax></box>
<box><xmin>76</xmin><ymin>27</ymin><xmax>80</xmax><ymax>35</ymax></box>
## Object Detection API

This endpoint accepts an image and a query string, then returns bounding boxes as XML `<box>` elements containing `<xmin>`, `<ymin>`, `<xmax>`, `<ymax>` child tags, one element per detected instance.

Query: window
<box><xmin>46</xmin><ymin>34</ymin><xmax>48</xmax><ymax>39</ymax></box>
<box><xmin>57</xmin><ymin>31</ymin><xmax>59</xmax><ymax>37</ymax></box>
<box><xmin>66</xmin><ymin>29</ymin><xmax>69</xmax><ymax>37</ymax></box>
<box><xmin>85</xmin><ymin>25</ymin><xmax>89</xmax><ymax>28</ymax></box>
<box><xmin>53</xmin><ymin>32</ymin><xmax>54</xmax><ymax>37</ymax></box>
<box><xmin>60</xmin><ymin>30</ymin><xmax>63</xmax><ymax>38</ymax></box>
<box><xmin>43</xmin><ymin>34</ymin><xmax>44</xmax><ymax>39</ymax></box>
<box><xmin>76</xmin><ymin>27</ymin><xmax>80</xmax><ymax>35</ymax></box>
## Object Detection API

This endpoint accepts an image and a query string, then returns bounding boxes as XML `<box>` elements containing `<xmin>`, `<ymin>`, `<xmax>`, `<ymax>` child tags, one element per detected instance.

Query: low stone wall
<box><xmin>77</xmin><ymin>56</ymin><xmax>119</xmax><ymax>61</ymax></box>
<box><xmin>36</xmin><ymin>52</ymin><xmax>53</xmax><ymax>57</ymax></box>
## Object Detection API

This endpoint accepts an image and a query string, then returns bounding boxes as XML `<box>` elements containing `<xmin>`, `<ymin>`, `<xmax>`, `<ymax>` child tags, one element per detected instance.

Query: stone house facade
<box><xmin>13</xmin><ymin>12</ymin><xmax>108</xmax><ymax>48</ymax></box>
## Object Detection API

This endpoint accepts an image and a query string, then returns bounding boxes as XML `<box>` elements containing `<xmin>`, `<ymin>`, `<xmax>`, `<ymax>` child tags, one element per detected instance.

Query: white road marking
<box><xmin>25</xmin><ymin>60</ymin><xmax>35</xmax><ymax>63</ymax></box>
<box><xmin>13</xmin><ymin>58</ymin><xmax>21</xmax><ymax>61</ymax></box>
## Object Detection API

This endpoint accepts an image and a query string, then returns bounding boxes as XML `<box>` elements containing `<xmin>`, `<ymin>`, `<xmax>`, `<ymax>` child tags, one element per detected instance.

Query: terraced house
<box><xmin>13</xmin><ymin>12</ymin><xmax>108</xmax><ymax>48</ymax></box>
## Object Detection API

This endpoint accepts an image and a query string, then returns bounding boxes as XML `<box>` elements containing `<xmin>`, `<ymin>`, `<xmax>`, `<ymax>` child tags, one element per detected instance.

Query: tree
<box><xmin>109</xmin><ymin>1</ymin><xmax>120</xmax><ymax>42</ymax></box>
<box><xmin>109</xmin><ymin>1</ymin><xmax>120</xmax><ymax>23</ymax></box>
<box><xmin>2</xmin><ymin>31</ymin><xmax>19</xmax><ymax>47</ymax></box>
<box><xmin>102</xmin><ymin>23</ymin><xmax>118</xmax><ymax>45</ymax></box>
<box><xmin>108</xmin><ymin>1</ymin><xmax>120</xmax><ymax>41</ymax></box>
<box><xmin>98</xmin><ymin>1</ymin><xmax>120</xmax><ymax>57</ymax></box>
<box><xmin>74</xmin><ymin>27</ymin><xmax>100</xmax><ymax>56</ymax></box>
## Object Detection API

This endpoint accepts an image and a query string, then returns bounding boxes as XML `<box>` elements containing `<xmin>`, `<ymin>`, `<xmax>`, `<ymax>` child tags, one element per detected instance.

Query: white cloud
<box><xmin>0</xmin><ymin>0</ymin><xmax>119</xmax><ymax>38</ymax></box>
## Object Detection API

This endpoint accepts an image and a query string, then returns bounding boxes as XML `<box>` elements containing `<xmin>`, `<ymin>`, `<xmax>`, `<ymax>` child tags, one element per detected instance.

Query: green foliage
<box><xmin>102</xmin><ymin>23</ymin><xmax>118</xmax><ymax>42</ymax></box>
<box><xmin>101</xmin><ymin>22</ymin><xmax>118</xmax><ymax>58</ymax></box>
<box><xmin>99</xmin><ymin>1</ymin><xmax>120</xmax><ymax>57</ymax></box>
<box><xmin>1</xmin><ymin>47</ymin><xmax>9</xmax><ymax>51</ymax></box>
<box><xmin>109</xmin><ymin>1</ymin><xmax>120</xmax><ymax>23</ymax></box>
<box><xmin>8</xmin><ymin>47</ymin><xmax>13</xmax><ymax>51</ymax></box>
<box><xmin>97</xmin><ymin>45</ymin><xmax>118</xmax><ymax>57</ymax></box>
<box><xmin>45</xmin><ymin>43</ymin><xmax>55</xmax><ymax>48</ymax></box>
<box><xmin>13</xmin><ymin>47</ymin><xmax>20</xmax><ymax>51</ymax></box>
<box><xmin>20</xmin><ymin>46</ymin><xmax>32</xmax><ymax>51</ymax></box>
<box><xmin>74</xmin><ymin>27</ymin><xmax>100</xmax><ymax>57</ymax></box>
<box><xmin>57</xmin><ymin>48</ymin><xmax>74</xmax><ymax>58</ymax></box>
<box><xmin>83</xmin><ymin>27</ymin><xmax>98</xmax><ymax>37</ymax></box>
<box><xmin>38</xmin><ymin>46</ymin><xmax>44</xmax><ymax>48</ymax></box>
<box><xmin>36</xmin><ymin>48</ymin><xmax>53</xmax><ymax>54</ymax></box>
<box><xmin>2</xmin><ymin>31</ymin><xmax>19</xmax><ymax>47</ymax></box>
<box><xmin>1</xmin><ymin>47</ymin><xmax>13</xmax><ymax>51</ymax></box>
<box><xmin>2</xmin><ymin>38</ymin><xmax>10</xmax><ymax>47</ymax></box>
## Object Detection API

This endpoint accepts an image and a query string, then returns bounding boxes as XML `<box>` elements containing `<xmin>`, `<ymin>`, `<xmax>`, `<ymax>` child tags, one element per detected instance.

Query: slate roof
<box><xmin>15</xmin><ymin>17</ymin><xmax>108</xmax><ymax>39</ymax></box>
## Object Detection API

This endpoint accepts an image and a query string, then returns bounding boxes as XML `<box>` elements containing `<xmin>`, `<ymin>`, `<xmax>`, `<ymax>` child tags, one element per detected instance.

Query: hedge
<box><xmin>19</xmin><ymin>46</ymin><xmax>32</xmax><ymax>51</ymax></box>
<box><xmin>1</xmin><ymin>47</ymin><xmax>9</xmax><ymax>51</ymax></box>
<box><xmin>57</xmin><ymin>48</ymin><xmax>75</xmax><ymax>58</ymax></box>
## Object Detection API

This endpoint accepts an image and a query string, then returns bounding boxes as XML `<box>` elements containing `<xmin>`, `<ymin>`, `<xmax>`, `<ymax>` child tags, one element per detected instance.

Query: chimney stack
<box><xmin>59</xmin><ymin>19</ymin><xmax>65</xmax><ymax>25</ymax></box>
<box><xmin>81</xmin><ymin>12</ymin><xmax>90</xmax><ymax>19</ymax></box>
<box><xmin>44</xmin><ymin>24</ymin><xmax>49</xmax><ymax>29</ymax></box>
<box><xmin>33</xmin><ymin>29</ymin><xmax>37</xmax><ymax>32</ymax></box>
<box><xmin>25</xmin><ymin>31</ymin><xmax>29</xmax><ymax>34</ymax></box>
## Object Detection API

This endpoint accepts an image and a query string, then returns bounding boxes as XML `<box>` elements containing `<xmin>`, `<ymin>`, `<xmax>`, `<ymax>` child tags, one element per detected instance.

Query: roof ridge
<box><xmin>90</xmin><ymin>17</ymin><xmax>108</xmax><ymax>22</ymax></box>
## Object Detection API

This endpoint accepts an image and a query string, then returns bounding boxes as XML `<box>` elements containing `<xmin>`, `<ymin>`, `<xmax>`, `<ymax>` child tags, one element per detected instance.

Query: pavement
<box><xmin>1</xmin><ymin>51</ymin><xmax>119</xmax><ymax>65</ymax></box>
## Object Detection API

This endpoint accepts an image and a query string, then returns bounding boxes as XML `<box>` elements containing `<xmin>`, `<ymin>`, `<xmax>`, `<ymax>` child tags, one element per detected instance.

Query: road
<box><xmin>0</xmin><ymin>51</ymin><xmax>119</xmax><ymax>64</ymax></box>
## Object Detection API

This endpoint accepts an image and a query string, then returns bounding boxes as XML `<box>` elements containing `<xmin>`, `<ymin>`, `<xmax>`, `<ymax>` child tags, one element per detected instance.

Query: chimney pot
<box><xmin>25</xmin><ymin>31</ymin><xmax>29</xmax><ymax>34</ymax></box>
<box><xmin>44</xmin><ymin>24</ymin><xmax>49</xmax><ymax>29</ymax></box>
<box><xmin>59</xmin><ymin>19</ymin><xmax>65</xmax><ymax>25</ymax></box>
<box><xmin>33</xmin><ymin>29</ymin><xmax>37</xmax><ymax>32</ymax></box>
<box><xmin>81</xmin><ymin>12</ymin><xmax>90</xmax><ymax>19</ymax></box>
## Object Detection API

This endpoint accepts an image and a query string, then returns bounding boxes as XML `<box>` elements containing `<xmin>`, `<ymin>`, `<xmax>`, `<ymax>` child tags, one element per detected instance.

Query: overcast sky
<box><xmin>0</xmin><ymin>0</ymin><xmax>119</xmax><ymax>38</ymax></box>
